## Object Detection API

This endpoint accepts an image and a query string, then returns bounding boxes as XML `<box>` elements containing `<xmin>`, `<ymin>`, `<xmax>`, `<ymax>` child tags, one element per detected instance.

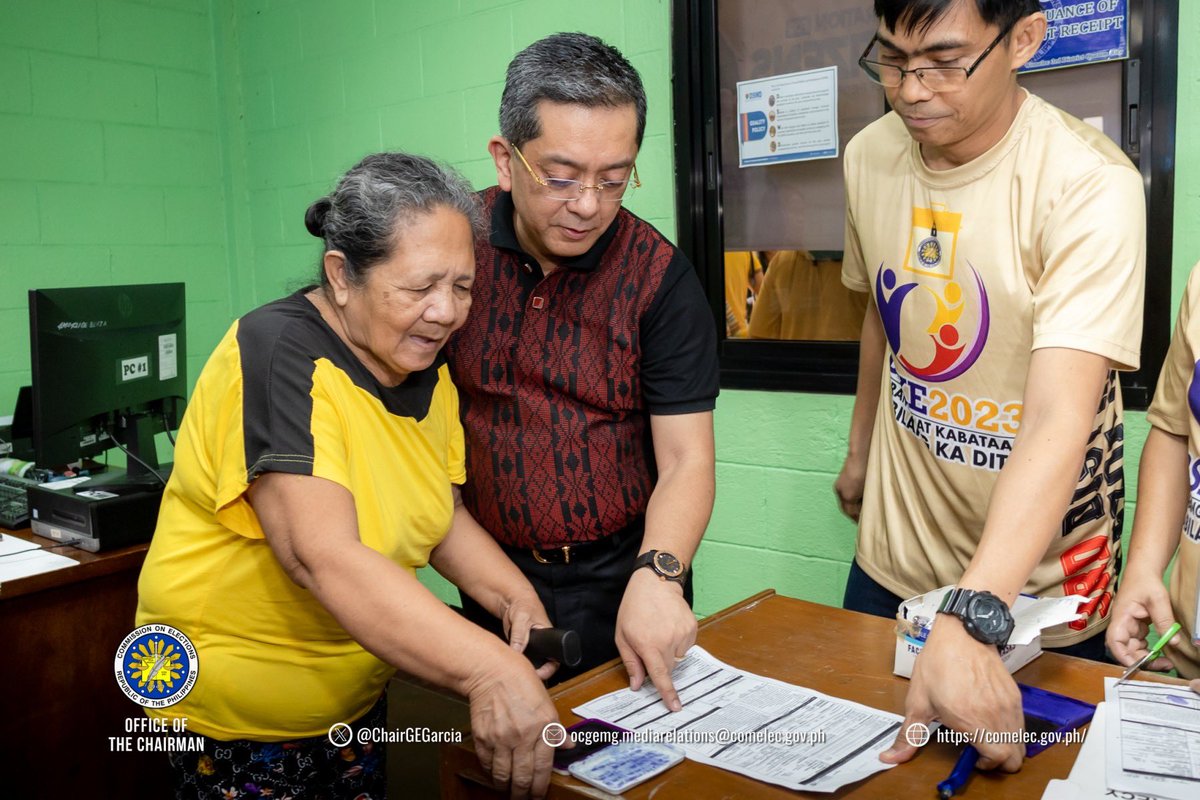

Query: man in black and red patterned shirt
<box><xmin>444</xmin><ymin>33</ymin><xmax>719</xmax><ymax>705</ymax></box>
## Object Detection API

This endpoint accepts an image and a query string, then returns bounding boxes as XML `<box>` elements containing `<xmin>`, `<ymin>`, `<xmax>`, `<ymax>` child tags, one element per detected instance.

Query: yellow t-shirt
<box><xmin>748</xmin><ymin>251</ymin><xmax>868</xmax><ymax>341</ymax></box>
<box><xmin>724</xmin><ymin>251</ymin><xmax>763</xmax><ymax>338</ymax></box>
<box><xmin>1144</xmin><ymin>262</ymin><xmax>1200</xmax><ymax>679</ymax></box>
<box><xmin>842</xmin><ymin>91</ymin><xmax>1145</xmax><ymax>647</ymax></box>
<box><xmin>136</xmin><ymin>291</ymin><xmax>466</xmax><ymax>740</ymax></box>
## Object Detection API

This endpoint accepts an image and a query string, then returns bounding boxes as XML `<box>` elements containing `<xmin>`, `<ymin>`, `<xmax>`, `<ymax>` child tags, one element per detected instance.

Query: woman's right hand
<box><xmin>502</xmin><ymin>594</ymin><xmax>560</xmax><ymax>682</ymax></box>
<box><xmin>1106</xmin><ymin>569</ymin><xmax>1180</xmax><ymax>671</ymax></box>
<box><xmin>466</xmin><ymin>651</ymin><xmax>560</xmax><ymax>798</ymax></box>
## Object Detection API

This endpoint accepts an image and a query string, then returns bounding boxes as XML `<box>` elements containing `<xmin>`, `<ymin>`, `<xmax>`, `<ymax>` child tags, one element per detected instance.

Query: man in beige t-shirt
<box><xmin>835</xmin><ymin>0</ymin><xmax>1144</xmax><ymax>772</ymax></box>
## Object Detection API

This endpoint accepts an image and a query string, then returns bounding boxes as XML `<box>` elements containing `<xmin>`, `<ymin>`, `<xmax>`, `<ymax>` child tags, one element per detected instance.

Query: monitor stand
<box><xmin>27</xmin><ymin>465</ymin><xmax>170</xmax><ymax>552</ymax></box>
<box><xmin>110</xmin><ymin>410</ymin><xmax>170</xmax><ymax>482</ymax></box>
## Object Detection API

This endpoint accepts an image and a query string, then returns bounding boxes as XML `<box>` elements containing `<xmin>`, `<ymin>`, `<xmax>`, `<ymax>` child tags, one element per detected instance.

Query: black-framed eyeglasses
<box><xmin>858</xmin><ymin>19</ymin><xmax>1018</xmax><ymax>93</ymax></box>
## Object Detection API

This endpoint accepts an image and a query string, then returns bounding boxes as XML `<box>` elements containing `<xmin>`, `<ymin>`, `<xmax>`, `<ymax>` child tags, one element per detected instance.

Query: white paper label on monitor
<box><xmin>159</xmin><ymin>334</ymin><xmax>178</xmax><ymax>381</ymax></box>
<box><xmin>121</xmin><ymin>355</ymin><xmax>150</xmax><ymax>382</ymax></box>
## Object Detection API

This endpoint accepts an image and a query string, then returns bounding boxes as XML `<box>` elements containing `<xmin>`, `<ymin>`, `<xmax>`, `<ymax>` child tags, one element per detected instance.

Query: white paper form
<box><xmin>0</xmin><ymin>533</ymin><xmax>41</xmax><ymax>557</ymax></box>
<box><xmin>1009</xmin><ymin>595</ymin><xmax>1089</xmax><ymax>646</ymax></box>
<box><xmin>1042</xmin><ymin>702</ymin><xmax>1172</xmax><ymax>800</ymax></box>
<box><xmin>1104</xmin><ymin>677</ymin><xmax>1200</xmax><ymax>800</ymax></box>
<box><xmin>0</xmin><ymin>548</ymin><xmax>77</xmax><ymax>583</ymax></box>
<box><xmin>572</xmin><ymin>646</ymin><xmax>902</xmax><ymax>793</ymax></box>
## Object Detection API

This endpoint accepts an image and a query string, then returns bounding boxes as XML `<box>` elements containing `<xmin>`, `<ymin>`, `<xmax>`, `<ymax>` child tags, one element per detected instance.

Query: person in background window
<box><xmin>137</xmin><ymin>153</ymin><xmax>559</xmax><ymax>800</ymax></box>
<box><xmin>1107</xmin><ymin>259</ymin><xmax>1200</xmax><ymax>693</ymax></box>
<box><xmin>835</xmin><ymin>0</ymin><xmax>1144</xmax><ymax>773</ymax></box>
<box><xmin>748</xmin><ymin>250</ymin><xmax>868</xmax><ymax>341</ymax></box>
<box><xmin>724</xmin><ymin>250</ymin><xmax>763</xmax><ymax>337</ymax></box>
<box><xmin>445</xmin><ymin>33</ymin><xmax>720</xmax><ymax>710</ymax></box>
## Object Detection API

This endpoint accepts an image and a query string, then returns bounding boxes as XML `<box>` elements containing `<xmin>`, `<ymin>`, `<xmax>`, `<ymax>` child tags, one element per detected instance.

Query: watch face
<box><xmin>967</xmin><ymin>595</ymin><xmax>1011</xmax><ymax>639</ymax></box>
<box><xmin>652</xmin><ymin>551</ymin><xmax>684</xmax><ymax>578</ymax></box>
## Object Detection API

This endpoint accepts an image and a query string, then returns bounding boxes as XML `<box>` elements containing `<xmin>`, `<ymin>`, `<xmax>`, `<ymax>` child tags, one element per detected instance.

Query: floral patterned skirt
<box><xmin>167</xmin><ymin>694</ymin><xmax>386</xmax><ymax>800</ymax></box>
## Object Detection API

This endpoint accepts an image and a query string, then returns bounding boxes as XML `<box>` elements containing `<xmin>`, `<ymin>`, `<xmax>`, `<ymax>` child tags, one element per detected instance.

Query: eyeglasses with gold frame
<box><xmin>510</xmin><ymin>143</ymin><xmax>640</xmax><ymax>202</ymax></box>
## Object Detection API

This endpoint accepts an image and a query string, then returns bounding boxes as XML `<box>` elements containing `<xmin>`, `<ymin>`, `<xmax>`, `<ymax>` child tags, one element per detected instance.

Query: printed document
<box><xmin>1104</xmin><ymin>677</ymin><xmax>1200</xmax><ymax>800</ymax></box>
<box><xmin>1042</xmin><ymin>701</ymin><xmax>1171</xmax><ymax>800</ymax></box>
<box><xmin>572</xmin><ymin>646</ymin><xmax>901</xmax><ymax>792</ymax></box>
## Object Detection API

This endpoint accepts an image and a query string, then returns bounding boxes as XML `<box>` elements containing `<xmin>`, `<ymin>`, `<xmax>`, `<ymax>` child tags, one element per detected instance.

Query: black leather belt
<box><xmin>523</xmin><ymin>531</ymin><xmax>629</xmax><ymax>565</ymax></box>
<box><xmin>531</xmin><ymin>544</ymin><xmax>576</xmax><ymax>564</ymax></box>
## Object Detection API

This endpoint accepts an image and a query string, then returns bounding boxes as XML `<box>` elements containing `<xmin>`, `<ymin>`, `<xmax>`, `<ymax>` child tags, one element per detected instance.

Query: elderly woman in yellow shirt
<box><xmin>137</xmin><ymin>152</ymin><xmax>559</xmax><ymax>799</ymax></box>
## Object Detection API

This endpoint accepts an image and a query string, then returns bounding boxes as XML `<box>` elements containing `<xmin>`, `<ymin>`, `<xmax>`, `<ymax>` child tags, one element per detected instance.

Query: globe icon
<box><xmin>904</xmin><ymin>722</ymin><xmax>931</xmax><ymax>748</ymax></box>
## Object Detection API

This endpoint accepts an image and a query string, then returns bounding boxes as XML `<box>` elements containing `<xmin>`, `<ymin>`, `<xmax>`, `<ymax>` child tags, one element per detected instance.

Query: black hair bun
<box><xmin>304</xmin><ymin>197</ymin><xmax>332</xmax><ymax>238</ymax></box>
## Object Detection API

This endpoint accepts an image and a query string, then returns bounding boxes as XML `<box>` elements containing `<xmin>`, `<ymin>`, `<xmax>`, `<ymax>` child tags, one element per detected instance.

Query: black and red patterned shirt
<box><xmin>445</xmin><ymin>188</ymin><xmax>719</xmax><ymax>549</ymax></box>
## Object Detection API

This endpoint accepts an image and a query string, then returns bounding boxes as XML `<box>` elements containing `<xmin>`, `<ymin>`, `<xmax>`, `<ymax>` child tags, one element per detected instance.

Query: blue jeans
<box><xmin>843</xmin><ymin>559</ymin><xmax>1110</xmax><ymax>662</ymax></box>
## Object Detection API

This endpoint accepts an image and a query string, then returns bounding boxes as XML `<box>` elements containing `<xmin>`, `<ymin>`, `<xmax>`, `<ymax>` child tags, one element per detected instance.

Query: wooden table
<box><xmin>0</xmin><ymin>526</ymin><xmax>474</xmax><ymax>797</ymax></box>
<box><xmin>440</xmin><ymin>589</ymin><xmax>1183</xmax><ymax>798</ymax></box>
<box><xmin>0</xmin><ymin>527</ymin><xmax>168</xmax><ymax>796</ymax></box>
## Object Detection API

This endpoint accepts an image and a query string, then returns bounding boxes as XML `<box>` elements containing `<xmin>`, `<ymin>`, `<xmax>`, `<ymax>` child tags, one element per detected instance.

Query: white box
<box><xmin>892</xmin><ymin>586</ymin><xmax>1085</xmax><ymax>679</ymax></box>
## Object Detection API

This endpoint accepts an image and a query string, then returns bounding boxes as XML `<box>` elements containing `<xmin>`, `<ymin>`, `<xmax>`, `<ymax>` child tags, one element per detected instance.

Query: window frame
<box><xmin>671</xmin><ymin>0</ymin><xmax>1177</xmax><ymax>407</ymax></box>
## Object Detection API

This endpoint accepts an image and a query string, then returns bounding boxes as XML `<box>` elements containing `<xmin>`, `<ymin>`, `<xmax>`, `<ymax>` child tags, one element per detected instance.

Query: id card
<box><xmin>568</xmin><ymin>741</ymin><xmax>684</xmax><ymax>794</ymax></box>
<box><xmin>552</xmin><ymin>719</ymin><xmax>628</xmax><ymax>775</ymax></box>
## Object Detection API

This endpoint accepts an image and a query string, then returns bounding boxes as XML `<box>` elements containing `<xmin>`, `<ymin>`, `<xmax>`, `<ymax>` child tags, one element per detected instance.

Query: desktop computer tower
<box><xmin>27</xmin><ymin>470</ymin><xmax>164</xmax><ymax>552</ymax></box>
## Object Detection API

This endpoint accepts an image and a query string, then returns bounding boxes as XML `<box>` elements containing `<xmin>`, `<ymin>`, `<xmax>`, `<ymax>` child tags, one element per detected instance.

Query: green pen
<box><xmin>1116</xmin><ymin>622</ymin><xmax>1182</xmax><ymax>685</ymax></box>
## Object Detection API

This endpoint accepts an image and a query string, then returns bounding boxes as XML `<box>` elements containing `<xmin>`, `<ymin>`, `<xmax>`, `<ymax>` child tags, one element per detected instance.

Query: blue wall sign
<box><xmin>1021</xmin><ymin>0</ymin><xmax>1128</xmax><ymax>73</ymax></box>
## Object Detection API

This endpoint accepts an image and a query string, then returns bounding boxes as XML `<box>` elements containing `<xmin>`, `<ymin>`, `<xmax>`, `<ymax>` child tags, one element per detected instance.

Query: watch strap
<box><xmin>939</xmin><ymin>587</ymin><xmax>972</xmax><ymax>617</ymax></box>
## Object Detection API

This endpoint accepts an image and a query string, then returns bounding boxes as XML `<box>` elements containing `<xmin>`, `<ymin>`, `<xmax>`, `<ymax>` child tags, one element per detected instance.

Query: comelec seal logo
<box><xmin>915</xmin><ymin>236</ymin><xmax>943</xmax><ymax>269</ymax></box>
<box><xmin>114</xmin><ymin>624</ymin><xmax>199</xmax><ymax>707</ymax></box>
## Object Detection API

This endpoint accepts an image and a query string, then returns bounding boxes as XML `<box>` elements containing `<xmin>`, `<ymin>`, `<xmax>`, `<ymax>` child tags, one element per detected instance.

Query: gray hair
<box><xmin>499</xmin><ymin>32</ymin><xmax>647</xmax><ymax>147</ymax></box>
<box><xmin>305</xmin><ymin>152</ymin><xmax>483</xmax><ymax>286</ymax></box>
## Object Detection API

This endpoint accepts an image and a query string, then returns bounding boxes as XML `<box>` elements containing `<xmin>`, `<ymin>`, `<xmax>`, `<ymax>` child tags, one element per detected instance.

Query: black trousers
<box><xmin>460</xmin><ymin>529</ymin><xmax>695</xmax><ymax>685</ymax></box>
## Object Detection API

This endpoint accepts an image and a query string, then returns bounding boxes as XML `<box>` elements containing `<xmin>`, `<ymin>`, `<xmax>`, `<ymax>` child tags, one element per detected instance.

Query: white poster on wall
<box><xmin>736</xmin><ymin>66</ymin><xmax>839</xmax><ymax>168</ymax></box>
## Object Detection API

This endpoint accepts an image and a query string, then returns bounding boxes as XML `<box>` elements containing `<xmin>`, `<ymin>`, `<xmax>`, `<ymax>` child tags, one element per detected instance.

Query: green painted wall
<box><xmin>1174</xmin><ymin>1</ymin><xmax>1200</xmax><ymax>304</ymax></box>
<box><xmin>1</xmin><ymin>0</ymin><xmax>1196</xmax><ymax>618</ymax></box>
<box><xmin>219</xmin><ymin>0</ymin><xmax>677</xmax><ymax>318</ymax></box>
<box><xmin>0</xmin><ymin>0</ymin><xmax>233</xmax><ymax>416</ymax></box>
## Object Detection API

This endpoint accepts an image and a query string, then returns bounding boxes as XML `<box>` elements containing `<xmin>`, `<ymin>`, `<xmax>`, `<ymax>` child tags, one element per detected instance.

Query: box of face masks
<box><xmin>893</xmin><ymin>586</ymin><xmax>1087</xmax><ymax>678</ymax></box>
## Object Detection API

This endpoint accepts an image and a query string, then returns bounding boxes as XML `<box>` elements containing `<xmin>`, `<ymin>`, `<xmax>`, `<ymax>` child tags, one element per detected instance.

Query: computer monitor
<box><xmin>29</xmin><ymin>283</ymin><xmax>187</xmax><ymax>480</ymax></box>
<box><xmin>5</xmin><ymin>385</ymin><xmax>35</xmax><ymax>461</ymax></box>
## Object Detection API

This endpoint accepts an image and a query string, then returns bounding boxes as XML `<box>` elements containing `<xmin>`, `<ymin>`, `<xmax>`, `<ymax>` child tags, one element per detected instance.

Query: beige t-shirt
<box><xmin>842</xmin><ymin>91</ymin><xmax>1145</xmax><ymax>647</ymax></box>
<box><xmin>1144</xmin><ymin>263</ymin><xmax>1200</xmax><ymax>679</ymax></box>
